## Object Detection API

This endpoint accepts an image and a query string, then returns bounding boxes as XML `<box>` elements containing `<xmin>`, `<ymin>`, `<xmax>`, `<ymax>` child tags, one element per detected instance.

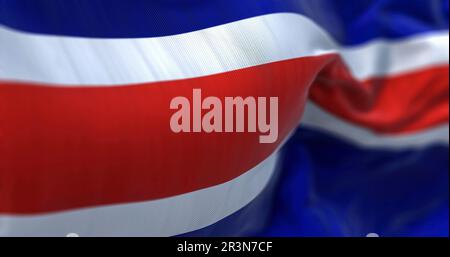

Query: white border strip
<box><xmin>301</xmin><ymin>102</ymin><xmax>449</xmax><ymax>149</ymax></box>
<box><xmin>0</xmin><ymin>152</ymin><xmax>278</xmax><ymax>236</ymax></box>
<box><xmin>1</xmin><ymin>13</ymin><xmax>448</xmax><ymax>86</ymax></box>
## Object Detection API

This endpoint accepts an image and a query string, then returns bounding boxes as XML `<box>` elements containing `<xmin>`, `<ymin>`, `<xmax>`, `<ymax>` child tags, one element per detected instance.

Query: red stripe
<box><xmin>1</xmin><ymin>54</ymin><xmax>447</xmax><ymax>214</ymax></box>
<box><xmin>310</xmin><ymin>61</ymin><xmax>449</xmax><ymax>134</ymax></box>
<box><xmin>0</xmin><ymin>56</ymin><xmax>331</xmax><ymax>214</ymax></box>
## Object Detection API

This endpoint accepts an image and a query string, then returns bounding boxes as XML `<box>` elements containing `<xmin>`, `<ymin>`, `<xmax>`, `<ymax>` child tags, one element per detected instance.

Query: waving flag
<box><xmin>0</xmin><ymin>0</ymin><xmax>448</xmax><ymax>236</ymax></box>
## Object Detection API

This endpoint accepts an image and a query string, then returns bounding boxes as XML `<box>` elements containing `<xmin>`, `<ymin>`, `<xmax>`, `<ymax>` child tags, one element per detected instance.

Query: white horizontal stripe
<box><xmin>301</xmin><ymin>102</ymin><xmax>449</xmax><ymax>149</ymax></box>
<box><xmin>0</xmin><ymin>13</ymin><xmax>448</xmax><ymax>86</ymax></box>
<box><xmin>0</xmin><ymin>152</ymin><xmax>278</xmax><ymax>236</ymax></box>
<box><xmin>340</xmin><ymin>31</ymin><xmax>449</xmax><ymax>79</ymax></box>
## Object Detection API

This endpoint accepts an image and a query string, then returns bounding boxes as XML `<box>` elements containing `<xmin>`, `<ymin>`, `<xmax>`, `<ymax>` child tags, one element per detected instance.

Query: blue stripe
<box><xmin>0</xmin><ymin>0</ymin><xmax>448</xmax><ymax>44</ymax></box>
<box><xmin>182</xmin><ymin>128</ymin><xmax>449</xmax><ymax>237</ymax></box>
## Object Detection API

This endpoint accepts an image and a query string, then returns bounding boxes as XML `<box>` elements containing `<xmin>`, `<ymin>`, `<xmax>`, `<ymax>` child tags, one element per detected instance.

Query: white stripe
<box><xmin>0</xmin><ymin>152</ymin><xmax>279</xmax><ymax>237</ymax></box>
<box><xmin>301</xmin><ymin>102</ymin><xmax>449</xmax><ymax>149</ymax></box>
<box><xmin>341</xmin><ymin>31</ymin><xmax>449</xmax><ymax>79</ymax></box>
<box><xmin>0</xmin><ymin>13</ymin><xmax>448</xmax><ymax>86</ymax></box>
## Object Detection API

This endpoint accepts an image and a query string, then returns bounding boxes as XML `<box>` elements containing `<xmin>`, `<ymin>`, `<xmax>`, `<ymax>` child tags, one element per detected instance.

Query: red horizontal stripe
<box><xmin>310</xmin><ymin>62</ymin><xmax>449</xmax><ymax>134</ymax></box>
<box><xmin>0</xmin><ymin>56</ymin><xmax>331</xmax><ymax>214</ymax></box>
<box><xmin>1</xmin><ymin>54</ymin><xmax>447</xmax><ymax>214</ymax></box>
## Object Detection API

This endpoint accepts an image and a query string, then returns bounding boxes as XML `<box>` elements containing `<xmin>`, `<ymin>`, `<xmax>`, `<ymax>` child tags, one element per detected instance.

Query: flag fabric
<box><xmin>0</xmin><ymin>0</ymin><xmax>448</xmax><ymax>236</ymax></box>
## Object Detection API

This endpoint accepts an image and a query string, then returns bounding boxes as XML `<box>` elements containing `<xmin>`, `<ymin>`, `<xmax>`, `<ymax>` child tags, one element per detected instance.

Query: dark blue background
<box><xmin>0</xmin><ymin>0</ymin><xmax>448</xmax><ymax>44</ymax></box>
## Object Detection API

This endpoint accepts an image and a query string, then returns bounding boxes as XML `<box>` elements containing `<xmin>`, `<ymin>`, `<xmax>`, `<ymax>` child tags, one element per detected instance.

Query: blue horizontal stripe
<box><xmin>0</xmin><ymin>0</ymin><xmax>448</xmax><ymax>44</ymax></box>
<box><xmin>182</xmin><ymin>127</ymin><xmax>449</xmax><ymax>236</ymax></box>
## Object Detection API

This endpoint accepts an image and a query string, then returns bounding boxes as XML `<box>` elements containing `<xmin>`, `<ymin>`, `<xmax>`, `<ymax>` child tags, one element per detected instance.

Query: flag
<box><xmin>0</xmin><ymin>0</ymin><xmax>448</xmax><ymax>236</ymax></box>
